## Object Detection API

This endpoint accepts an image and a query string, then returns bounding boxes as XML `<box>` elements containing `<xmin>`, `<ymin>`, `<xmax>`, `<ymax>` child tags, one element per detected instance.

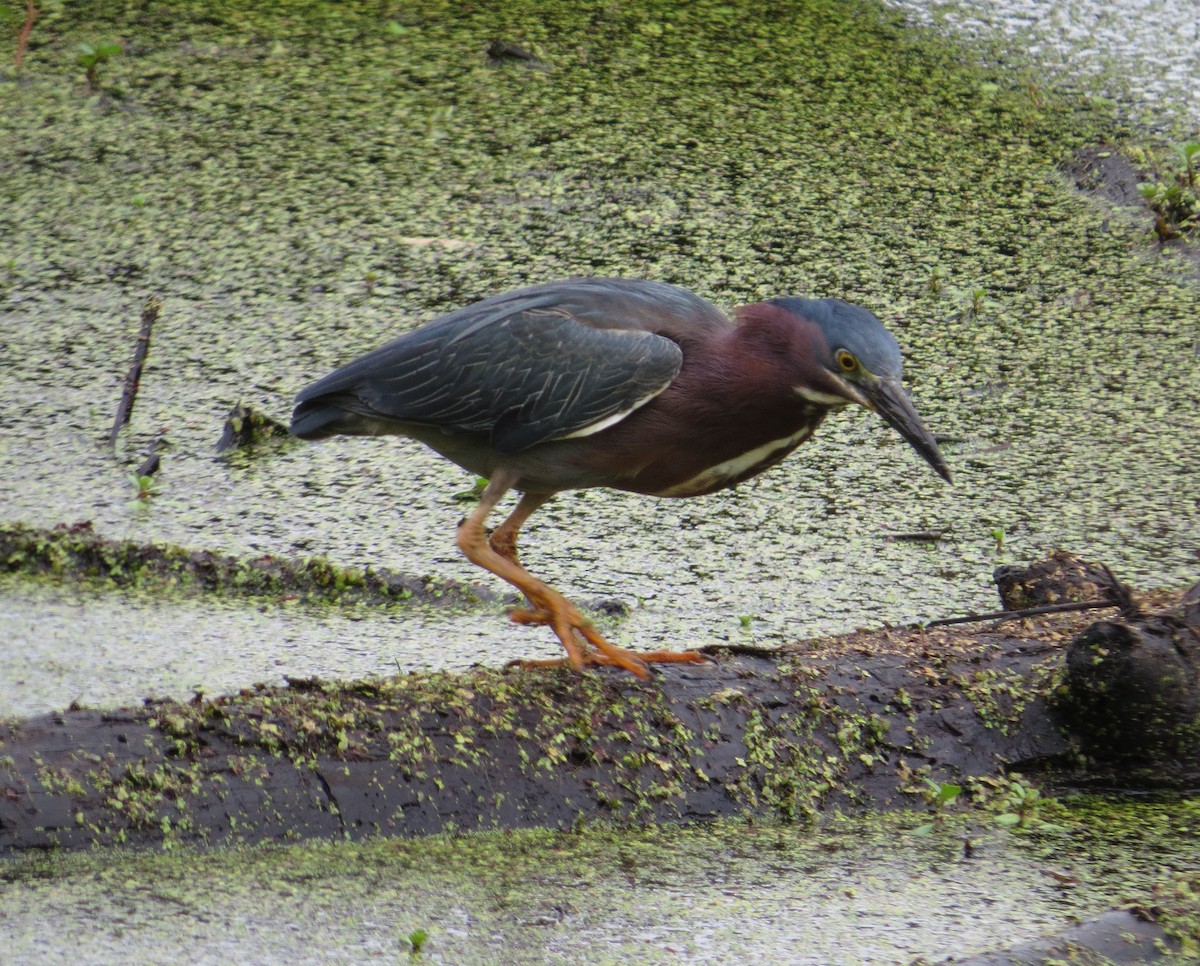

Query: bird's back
<box><xmin>290</xmin><ymin>278</ymin><xmax>733</xmax><ymax>450</ymax></box>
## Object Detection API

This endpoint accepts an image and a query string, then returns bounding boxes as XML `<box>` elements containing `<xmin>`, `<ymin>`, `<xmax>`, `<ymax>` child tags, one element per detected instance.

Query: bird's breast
<box><xmin>651</xmin><ymin>425</ymin><xmax>818</xmax><ymax>497</ymax></box>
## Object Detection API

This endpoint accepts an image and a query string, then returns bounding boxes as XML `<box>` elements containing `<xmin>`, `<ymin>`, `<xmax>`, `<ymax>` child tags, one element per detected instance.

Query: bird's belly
<box><xmin>654</xmin><ymin>426</ymin><xmax>816</xmax><ymax>497</ymax></box>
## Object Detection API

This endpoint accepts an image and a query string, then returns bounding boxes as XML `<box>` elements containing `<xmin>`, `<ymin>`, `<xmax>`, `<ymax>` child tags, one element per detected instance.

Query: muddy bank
<box><xmin>2</xmin><ymin>554</ymin><xmax>1195</xmax><ymax>856</ymax></box>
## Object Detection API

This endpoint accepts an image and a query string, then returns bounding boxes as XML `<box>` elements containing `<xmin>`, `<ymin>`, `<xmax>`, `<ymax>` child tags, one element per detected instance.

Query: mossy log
<box><xmin>3</xmin><ymin>561</ymin><xmax>1196</xmax><ymax>856</ymax></box>
<box><xmin>0</xmin><ymin>521</ymin><xmax>492</xmax><ymax>608</ymax></box>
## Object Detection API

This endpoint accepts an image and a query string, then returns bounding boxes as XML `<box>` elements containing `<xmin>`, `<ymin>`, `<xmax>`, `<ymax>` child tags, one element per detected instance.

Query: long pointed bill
<box><xmin>860</xmin><ymin>378</ymin><xmax>952</xmax><ymax>483</ymax></box>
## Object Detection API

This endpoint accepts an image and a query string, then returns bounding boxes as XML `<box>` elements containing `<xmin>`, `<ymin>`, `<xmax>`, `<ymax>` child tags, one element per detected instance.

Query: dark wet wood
<box><xmin>1061</xmin><ymin>582</ymin><xmax>1200</xmax><ymax>777</ymax></box>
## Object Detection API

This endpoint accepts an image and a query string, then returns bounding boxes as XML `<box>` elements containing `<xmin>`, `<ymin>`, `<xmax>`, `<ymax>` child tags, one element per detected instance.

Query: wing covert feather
<box><xmin>293</xmin><ymin>280</ymin><xmax>710</xmax><ymax>453</ymax></box>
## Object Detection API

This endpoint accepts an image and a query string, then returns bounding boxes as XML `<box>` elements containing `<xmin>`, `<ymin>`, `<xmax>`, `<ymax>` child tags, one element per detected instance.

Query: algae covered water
<box><xmin>2</xmin><ymin>801</ymin><xmax>1196</xmax><ymax>964</ymax></box>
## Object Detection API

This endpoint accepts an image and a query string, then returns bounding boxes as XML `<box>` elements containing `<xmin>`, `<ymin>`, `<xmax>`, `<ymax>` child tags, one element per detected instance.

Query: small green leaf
<box><xmin>452</xmin><ymin>476</ymin><xmax>489</xmax><ymax>502</ymax></box>
<box><xmin>407</xmin><ymin>927</ymin><xmax>428</xmax><ymax>953</ymax></box>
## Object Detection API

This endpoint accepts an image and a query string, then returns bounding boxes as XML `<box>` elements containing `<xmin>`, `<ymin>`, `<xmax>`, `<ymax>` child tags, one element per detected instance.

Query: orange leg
<box><xmin>487</xmin><ymin>488</ymin><xmax>545</xmax><ymax>566</ymax></box>
<box><xmin>456</xmin><ymin>472</ymin><xmax>708</xmax><ymax>678</ymax></box>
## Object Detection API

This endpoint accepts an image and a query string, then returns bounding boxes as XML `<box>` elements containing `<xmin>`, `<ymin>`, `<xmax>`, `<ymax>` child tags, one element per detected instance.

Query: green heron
<box><xmin>291</xmin><ymin>278</ymin><xmax>950</xmax><ymax>678</ymax></box>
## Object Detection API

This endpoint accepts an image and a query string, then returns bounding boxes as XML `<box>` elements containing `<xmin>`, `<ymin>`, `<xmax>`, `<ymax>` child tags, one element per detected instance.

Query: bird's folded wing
<box><xmin>295</xmin><ymin>290</ymin><xmax>684</xmax><ymax>453</ymax></box>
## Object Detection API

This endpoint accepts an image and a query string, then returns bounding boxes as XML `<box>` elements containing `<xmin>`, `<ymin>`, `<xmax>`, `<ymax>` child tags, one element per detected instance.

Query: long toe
<box><xmin>508</xmin><ymin>589</ymin><xmax>707</xmax><ymax>679</ymax></box>
<box><xmin>507</xmin><ymin>601</ymin><xmax>650</xmax><ymax>678</ymax></box>
<box><xmin>506</xmin><ymin>600</ymin><xmax>591</xmax><ymax>672</ymax></box>
<box><xmin>579</xmin><ymin>628</ymin><xmax>709</xmax><ymax>673</ymax></box>
<box><xmin>618</xmin><ymin>648</ymin><xmax>710</xmax><ymax>666</ymax></box>
<box><xmin>504</xmin><ymin>650</ymin><xmax>646</xmax><ymax>678</ymax></box>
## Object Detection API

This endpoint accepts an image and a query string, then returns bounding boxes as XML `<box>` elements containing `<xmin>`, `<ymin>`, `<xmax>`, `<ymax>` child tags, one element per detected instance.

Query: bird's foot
<box><xmin>509</xmin><ymin>605</ymin><xmax>708</xmax><ymax>679</ymax></box>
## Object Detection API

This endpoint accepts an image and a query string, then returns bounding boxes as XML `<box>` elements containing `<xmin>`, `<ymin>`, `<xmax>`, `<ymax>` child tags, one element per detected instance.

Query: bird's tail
<box><xmin>289</xmin><ymin>399</ymin><xmax>358</xmax><ymax>439</ymax></box>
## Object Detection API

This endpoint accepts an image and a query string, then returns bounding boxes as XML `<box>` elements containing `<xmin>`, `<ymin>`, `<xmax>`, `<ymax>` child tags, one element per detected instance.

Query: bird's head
<box><xmin>766</xmin><ymin>297</ymin><xmax>951</xmax><ymax>483</ymax></box>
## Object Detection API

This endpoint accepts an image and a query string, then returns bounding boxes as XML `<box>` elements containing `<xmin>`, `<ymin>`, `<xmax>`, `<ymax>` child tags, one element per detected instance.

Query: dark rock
<box><xmin>945</xmin><ymin>908</ymin><xmax>1175</xmax><ymax>964</ymax></box>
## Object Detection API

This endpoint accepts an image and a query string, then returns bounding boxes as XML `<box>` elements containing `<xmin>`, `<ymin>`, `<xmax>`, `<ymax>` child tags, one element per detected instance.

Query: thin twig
<box><xmin>925</xmin><ymin>599</ymin><xmax>1120</xmax><ymax>628</ymax></box>
<box><xmin>884</xmin><ymin>530</ymin><xmax>947</xmax><ymax>543</ymax></box>
<box><xmin>109</xmin><ymin>297</ymin><xmax>161</xmax><ymax>448</ymax></box>
<box><xmin>15</xmin><ymin>1</ymin><xmax>37</xmax><ymax>69</ymax></box>
<box><xmin>1098</xmin><ymin>562</ymin><xmax>1139</xmax><ymax>615</ymax></box>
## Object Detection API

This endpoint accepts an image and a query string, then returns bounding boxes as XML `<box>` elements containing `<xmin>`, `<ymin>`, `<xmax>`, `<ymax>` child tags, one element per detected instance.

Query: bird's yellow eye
<box><xmin>835</xmin><ymin>350</ymin><xmax>859</xmax><ymax>373</ymax></box>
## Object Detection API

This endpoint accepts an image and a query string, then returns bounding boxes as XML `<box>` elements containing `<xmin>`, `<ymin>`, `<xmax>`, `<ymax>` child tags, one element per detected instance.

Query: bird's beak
<box><xmin>859</xmin><ymin>377</ymin><xmax>952</xmax><ymax>483</ymax></box>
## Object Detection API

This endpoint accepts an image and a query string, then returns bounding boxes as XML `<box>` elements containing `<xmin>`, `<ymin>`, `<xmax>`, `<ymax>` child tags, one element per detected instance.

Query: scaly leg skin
<box><xmin>487</xmin><ymin>489</ymin><xmax>548</xmax><ymax>567</ymax></box>
<box><xmin>458</xmin><ymin>476</ymin><xmax>708</xmax><ymax>678</ymax></box>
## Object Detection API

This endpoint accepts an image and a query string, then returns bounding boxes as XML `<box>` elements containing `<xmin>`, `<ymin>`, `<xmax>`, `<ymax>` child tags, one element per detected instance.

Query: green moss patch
<box><xmin>0</xmin><ymin>521</ymin><xmax>489</xmax><ymax>607</ymax></box>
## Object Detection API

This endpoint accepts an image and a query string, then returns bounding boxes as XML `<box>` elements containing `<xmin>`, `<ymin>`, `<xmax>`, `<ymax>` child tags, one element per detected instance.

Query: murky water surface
<box><xmin>3</xmin><ymin>805</ymin><xmax>1196</xmax><ymax>965</ymax></box>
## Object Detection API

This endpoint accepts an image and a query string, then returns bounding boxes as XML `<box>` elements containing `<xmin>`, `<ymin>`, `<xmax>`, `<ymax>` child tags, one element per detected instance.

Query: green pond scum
<box><xmin>0</xmin><ymin>0</ymin><xmax>1194</xmax><ymax>735</ymax></box>
<box><xmin>0</xmin><ymin>521</ymin><xmax>487</xmax><ymax>608</ymax></box>
<box><xmin>0</xmin><ymin>801</ymin><xmax>1197</xmax><ymax>963</ymax></box>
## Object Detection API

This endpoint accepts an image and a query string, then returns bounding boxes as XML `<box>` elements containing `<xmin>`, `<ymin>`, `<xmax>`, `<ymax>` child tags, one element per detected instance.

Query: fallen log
<box><xmin>0</xmin><ymin>611</ymin><xmax>1189</xmax><ymax>853</ymax></box>
<box><xmin>1</xmin><ymin>557</ymin><xmax>1196</xmax><ymax>855</ymax></box>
